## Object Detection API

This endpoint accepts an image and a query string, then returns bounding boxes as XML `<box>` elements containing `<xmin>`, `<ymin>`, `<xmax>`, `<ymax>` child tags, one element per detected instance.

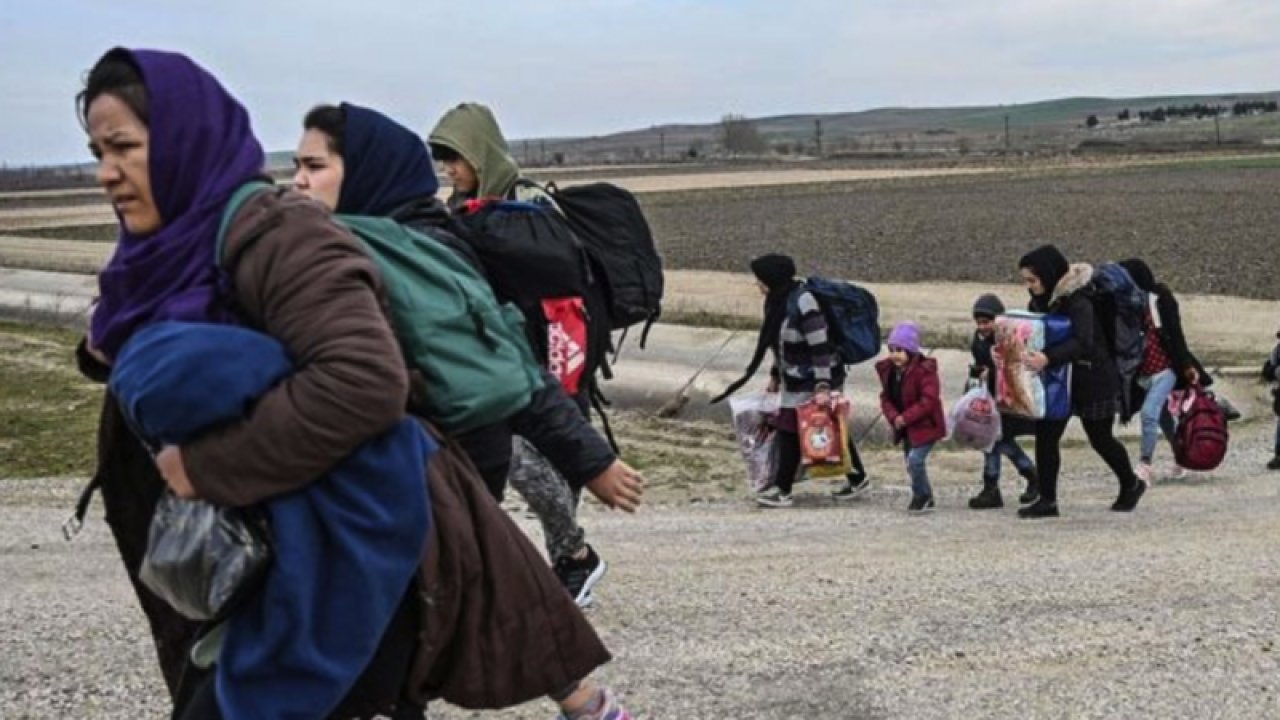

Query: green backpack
<box><xmin>217</xmin><ymin>182</ymin><xmax>544</xmax><ymax>433</ymax></box>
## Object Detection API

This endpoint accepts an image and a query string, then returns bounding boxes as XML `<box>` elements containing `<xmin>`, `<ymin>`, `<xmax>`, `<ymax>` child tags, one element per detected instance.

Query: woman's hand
<box><xmin>155</xmin><ymin>446</ymin><xmax>198</xmax><ymax>499</ymax></box>
<box><xmin>1185</xmin><ymin>367</ymin><xmax>1200</xmax><ymax>386</ymax></box>
<box><xmin>587</xmin><ymin>460</ymin><xmax>645</xmax><ymax>513</ymax></box>
<box><xmin>1024</xmin><ymin>352</ymin><xmax>1049</xmax><ymax>372</ymax></box>
<box><xmin>893</xmin><ymin>416</ymin><xmax>906</xmax><ymax>430</ymax></box>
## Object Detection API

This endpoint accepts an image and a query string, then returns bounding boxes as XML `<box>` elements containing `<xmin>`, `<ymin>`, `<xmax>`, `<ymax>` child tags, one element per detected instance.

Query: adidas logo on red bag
<box><xmin>543</xmin><ymin>297</ymin><xmax>588</xmax><ymax>394</ymax></box>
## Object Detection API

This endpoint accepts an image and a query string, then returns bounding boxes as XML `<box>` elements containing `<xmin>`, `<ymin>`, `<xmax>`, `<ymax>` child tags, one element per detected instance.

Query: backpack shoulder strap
<box><xmin>216</xmin><ymin>180</ymin><xmax>276</xmax><ymax>268</ymax></box>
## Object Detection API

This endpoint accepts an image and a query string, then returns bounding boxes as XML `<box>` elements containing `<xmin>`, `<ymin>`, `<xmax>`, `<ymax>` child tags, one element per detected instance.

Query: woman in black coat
<box><xmin>1118</xmin><ymin>259</ymin><xmax>1211</xmax><ymax>483</ymax></box>
<box><xmin>1016</xmin><ymin>245</ymin><xmax>1145</xmax><ymax>518</ymax></box>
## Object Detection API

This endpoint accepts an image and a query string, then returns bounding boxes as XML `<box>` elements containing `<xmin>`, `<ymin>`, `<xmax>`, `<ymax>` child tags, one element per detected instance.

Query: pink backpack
<box><xmin>1172</xmin><ymin>387</ymin><xmax>1229</xmax><ymax>471</ymax></box>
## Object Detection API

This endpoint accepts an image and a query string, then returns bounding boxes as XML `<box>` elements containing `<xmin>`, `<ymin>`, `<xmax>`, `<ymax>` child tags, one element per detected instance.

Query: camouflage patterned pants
<box><xmin>508</xmin><ymin>437</ymin><xmax>586</xmax><ymax>562</ymax></box>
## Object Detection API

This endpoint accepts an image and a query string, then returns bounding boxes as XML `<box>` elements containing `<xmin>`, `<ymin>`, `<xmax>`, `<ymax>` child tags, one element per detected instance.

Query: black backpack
<box><xmin>795</xmin><ymin>276</ymin><xmax>881</xmax><ymax>365</ymax></box>
<box><xmin>540</xmin><ymin>181</ymin><xmax>665</xmax><ymax>348</ymax></box>
<box><xmin>457</xmin><ymin>198</ymin><xmax>619</xmax><ymax>447</ymax></box>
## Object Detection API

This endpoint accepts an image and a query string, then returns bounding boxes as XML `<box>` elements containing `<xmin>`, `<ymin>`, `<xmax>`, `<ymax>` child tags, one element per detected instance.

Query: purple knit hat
<box><xmin>887</xmin><ymin>321</ymin><xmax>922</xmax><ymax>354</ymax></box>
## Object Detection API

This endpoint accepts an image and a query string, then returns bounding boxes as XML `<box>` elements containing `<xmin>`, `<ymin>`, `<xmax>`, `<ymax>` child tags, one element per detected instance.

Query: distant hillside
<box><xmin>6</xmin><ymin>91</ymin><xmax>1279</xmax><ymax>182</ymax></box>
<box><xmin>516</xmin><ymin>92</ymin><xmax>1280</xmax><ymax>165</ymax></box>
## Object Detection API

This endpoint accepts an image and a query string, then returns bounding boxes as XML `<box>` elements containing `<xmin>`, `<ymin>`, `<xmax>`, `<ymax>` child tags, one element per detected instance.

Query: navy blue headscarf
<box><xmin>335</xmin><ymin>102</ymin><xmax>439</xmax><ymax>216</ymax></box>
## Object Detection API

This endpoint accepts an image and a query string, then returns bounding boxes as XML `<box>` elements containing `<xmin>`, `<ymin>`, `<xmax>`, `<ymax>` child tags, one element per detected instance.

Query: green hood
<box><xmin>429</xmin><ymin>102</ymin><xmax>520</xmax><ymax>201</ymax></box>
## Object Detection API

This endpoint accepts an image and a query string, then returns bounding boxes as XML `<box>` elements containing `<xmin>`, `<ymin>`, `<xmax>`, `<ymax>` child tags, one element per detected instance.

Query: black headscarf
<box><xmin>1118</xmin><ymin>258</ymin><xmax>1157</xmax><ymax>293</ymax></box>
<box><xmin>1018</xmin><ymin>244</ymin><xmax>1070</xmax><ymax>312</ymax></box>
<box><xmin>710</xmin><ymin>255</ymin><xmax>799</xmax><ymax>403</ymax></box>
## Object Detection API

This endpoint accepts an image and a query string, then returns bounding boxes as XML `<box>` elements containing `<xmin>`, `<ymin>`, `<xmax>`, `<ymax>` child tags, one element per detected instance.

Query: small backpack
<box><xmin>542</xmin><ymin>181</ymin><xmax>665</xmax><ymax>348</ymax></box>
<box><xmin>798</xmin><ymin>276</ymin><xmax>882</xmax><ymax>365</ymax></box>
<box><xmin>217</xmin><ymin>182</ymin><xmax>545</xmax><ymax>434</ymax></box>
<box><xmin>1087</xmin><ymin>263</ymin><xmax>1148</xmax><ymax>415</ymax></box>
<box><xmin>1172</xmin><ymin>387</ymin><xmax>1229</xmax><ymax>471</ymax></box>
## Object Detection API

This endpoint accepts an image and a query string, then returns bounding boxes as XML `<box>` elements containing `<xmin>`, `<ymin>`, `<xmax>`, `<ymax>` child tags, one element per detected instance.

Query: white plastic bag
<box><xmin>948</xmin><ymin>386</ymin><xmax>1002</xmax><ymax>453</ymax></box>
<box><xmin>729</xmin><ymin>392</ymin><xmax>780</xmax><ymax>492</ymax></box>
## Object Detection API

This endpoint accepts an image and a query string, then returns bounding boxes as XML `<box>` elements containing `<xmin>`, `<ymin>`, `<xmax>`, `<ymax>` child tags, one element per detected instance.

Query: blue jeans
<box><xmin>983</xmin><ymin>437</ymin><xmax>1035</xmax><ymax>484</ymax></box>
<box><xmin>1138</xmin><ymin>369</ymin><xmax>1178</xmax><ymax>463</ymax></box>
<box><xmin>903</xmin><ymin>440</ymin><xmax>935</xmax><ymax>498</ymax></box>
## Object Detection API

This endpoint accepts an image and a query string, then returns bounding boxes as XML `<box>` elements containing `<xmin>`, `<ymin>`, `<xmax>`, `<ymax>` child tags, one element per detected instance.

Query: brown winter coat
<box><xmin>83</xmin><ymin>186</ymin><xmax>609</xmax><ymax>715</ymax></box>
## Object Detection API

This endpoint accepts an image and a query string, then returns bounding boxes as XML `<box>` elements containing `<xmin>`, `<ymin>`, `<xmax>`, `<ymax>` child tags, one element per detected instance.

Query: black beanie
<box><xmin>750</xmin><ymin>254</ymin><xmax>797</xmax><ymax>291</ymax></box>
<box><xmin>972</xmin><ymin>293</ymin><xmax>1005</xmax><ymax>319</ymax></box>
<box><xmin>1018</xmin><ymin>244</ymin><xmax>1070</xmax><ymax>294</ymax></box>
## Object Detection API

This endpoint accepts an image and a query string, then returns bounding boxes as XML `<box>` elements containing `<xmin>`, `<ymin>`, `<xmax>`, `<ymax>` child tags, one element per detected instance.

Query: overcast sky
<box><xmin>3</xmin><ymin>0</ymin><xmax>1278</xmax><ymax>165</ymax></box>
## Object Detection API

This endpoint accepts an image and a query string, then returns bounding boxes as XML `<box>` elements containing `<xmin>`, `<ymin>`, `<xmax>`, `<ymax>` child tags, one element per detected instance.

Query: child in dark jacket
<box><xmin>875</xmin><ymin>322</ymin><xmax>947</xmax><ymax>513</ymax></box>
<box><xmin>967</xmin><ymin>294</ymin><xmax>1039</xmax><ymax>509</ymax></box>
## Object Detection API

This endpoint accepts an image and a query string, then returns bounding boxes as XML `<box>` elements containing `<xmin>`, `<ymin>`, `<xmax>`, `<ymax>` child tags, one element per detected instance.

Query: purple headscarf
<box><xmin>89</xmin><ymin>48</ymin><xmax>266</xmax><ymax>359</ymax></box>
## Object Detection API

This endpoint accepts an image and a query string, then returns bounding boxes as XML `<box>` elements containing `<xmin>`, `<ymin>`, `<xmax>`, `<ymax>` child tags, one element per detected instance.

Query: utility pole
<box><xmin>523</xmin><ymin>140</ymin><xmax>531</xmax><ymax>166</ymax></box>
<box><xmin>1214</xmin><ymin>113</ymin><xmax>1222</xmax><ymax>145</ymax></box>
<box><xmin>1004</xmin><ymin>115</ymin><xmax>1011</xmax><ymax>151</ymax></box>
<box><xmin>814</xmin><ymin>119</ymin><xmax>824</xmax><ymax>158</ymax></box>
<box><xmin>659</xmin><ymin>130</ymin><xmax>666</xmax><ymax>162</ymax></box>
<box><xmin>540</xmin><ymin>140</ymin><xmax>546</xmax><ymax>165</ymax></box>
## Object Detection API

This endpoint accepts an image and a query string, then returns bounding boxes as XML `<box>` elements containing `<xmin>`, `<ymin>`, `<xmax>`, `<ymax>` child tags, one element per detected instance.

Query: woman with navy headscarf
<box><xmin>289</xmin><ymin>103</ymin><xmax>636</xmax><ymax>720</ymax></box>
<box><xmin>291</xmin><ymin>101</ymin><xmax>645</xmax><ymax>528</ymax></box>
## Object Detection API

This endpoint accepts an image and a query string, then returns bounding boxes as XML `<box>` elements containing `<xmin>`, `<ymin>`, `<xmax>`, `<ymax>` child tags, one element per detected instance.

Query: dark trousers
<box><xmin>174</xmin><ymin>591</ymin><xmax>426</xmax><ymax>720</ymax></box>
<box><xmin>771</xmin><ymin>427</ymin><xmax>866</xmax><ymax>496</ymax></box>
<box><xmin>454</xmin><ymin>420</ymin><xmax>514</xmax><ymax>501</ymax></box>
<box><xmin>174</xmin><ymin>672</ymin><xmax>219</xmax><ymax>720</ymax></box>
<box><xmin>1034</xmin><ymin>416</ymin><xmax>1138</xmax><ymax>504</ymax></box>
<box><xmin>175</xmin><ymin>680</ymin><xmax>425</xmax><ymax>720</ymax></box>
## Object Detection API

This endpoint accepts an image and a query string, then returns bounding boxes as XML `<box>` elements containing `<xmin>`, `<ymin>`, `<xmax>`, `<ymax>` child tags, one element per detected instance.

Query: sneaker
<box><xmin>756</xmin><ymin>488</ymin><xmax>794</xmax><ymax>508</ymax></box>
<box><xmin>1135</xmin><ymin>462</ymin><xmax>1154</xmax><ymax>487</ymax></box>
<box><xmin>1017</xmin><ymin>499</ymin><xmax>1060</xmax><ymax>519</ymax></box>
<box><xmin>1215</xmin><ymin>394</ymin><xmax>1242</xmax><ymax>422</ymax></box>
<box><xmin>1267</xmin><ymin>456</ymin><xmax>1280</xmax><ymax>471</ymax></box>
<box><xmin>555</xmin><ymin>545</ymin><xmax>607</xmax><ymax>608</ymax></box>
<box><xmin>1111</xmin><ymin>481</ymin><xmax>1147</xmax><ymax>512</ymax></box>
<box><xmin>1167</xmin><ymin>465</ymin><xmax>1189</xmax><ymax>481</ymax></box>
<box><xmin>907</xmin><ymin>494</ymin><xmax>935</xmax><ymax>513</ymax></box>
<box><xmin>832</xmin><ymin>474</ymin><xmax>870</xmax><ymax>500</ymax></box>
<box><xmin>558</xmin><ymin>687</ymin><xmax>633</xmax><ymax>720</ymax></box>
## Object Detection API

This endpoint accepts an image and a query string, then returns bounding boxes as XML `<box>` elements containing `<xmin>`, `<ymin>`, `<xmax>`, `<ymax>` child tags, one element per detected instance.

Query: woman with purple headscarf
<box><xmin>76</xmin><ymin>48</ymin><xmax>627</xmax><ymax>720</ymax></box>
<box><xmin>77</xmin><ymin>47</ymin><xmax>428</xmax><ymax>718</ymax></box>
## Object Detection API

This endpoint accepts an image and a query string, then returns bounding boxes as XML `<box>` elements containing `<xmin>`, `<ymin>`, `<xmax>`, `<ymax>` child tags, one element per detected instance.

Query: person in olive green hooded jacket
<box><xmin>429</xmin><ymin>101</ymin><xmax>556</xmax><ymax>208</ymax></box>
<box><xmin>429</xmin><ymin>102</ymin><xmax>609</xmax><ymax>609</ymax></box>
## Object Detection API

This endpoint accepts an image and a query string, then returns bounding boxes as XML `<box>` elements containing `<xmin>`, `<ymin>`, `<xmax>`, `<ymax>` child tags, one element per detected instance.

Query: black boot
<box><xmin>1018</xmin><ymin>468</ymin><xmax>1040</xmax><ymax>505</ymax></box>
<box><xmin>1267</xmin><ymin>455</ymin><xmax>1280</xmax><ymax>471</ymax></box>
<box><xmin>1017</xmin><ymin>498</ymin><xmax>1059</xmax><ymax>519</ymax></box>
<box><xmin>1111</xmin><ymin>481</ymin><xmax>1147</xmax><ymax>512</ymax></box>
<box><xmin>968</xmin><ymin>477</ymin><xmax>1003</xmax><ymax>509</ymax></box>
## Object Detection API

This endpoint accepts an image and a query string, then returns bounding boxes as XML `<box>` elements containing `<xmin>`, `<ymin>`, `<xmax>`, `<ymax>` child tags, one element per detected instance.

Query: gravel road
<box><xmin>3</xmin><ymin>420</ymin><xmax>1279</xmax><ymax>719</ymax></box>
